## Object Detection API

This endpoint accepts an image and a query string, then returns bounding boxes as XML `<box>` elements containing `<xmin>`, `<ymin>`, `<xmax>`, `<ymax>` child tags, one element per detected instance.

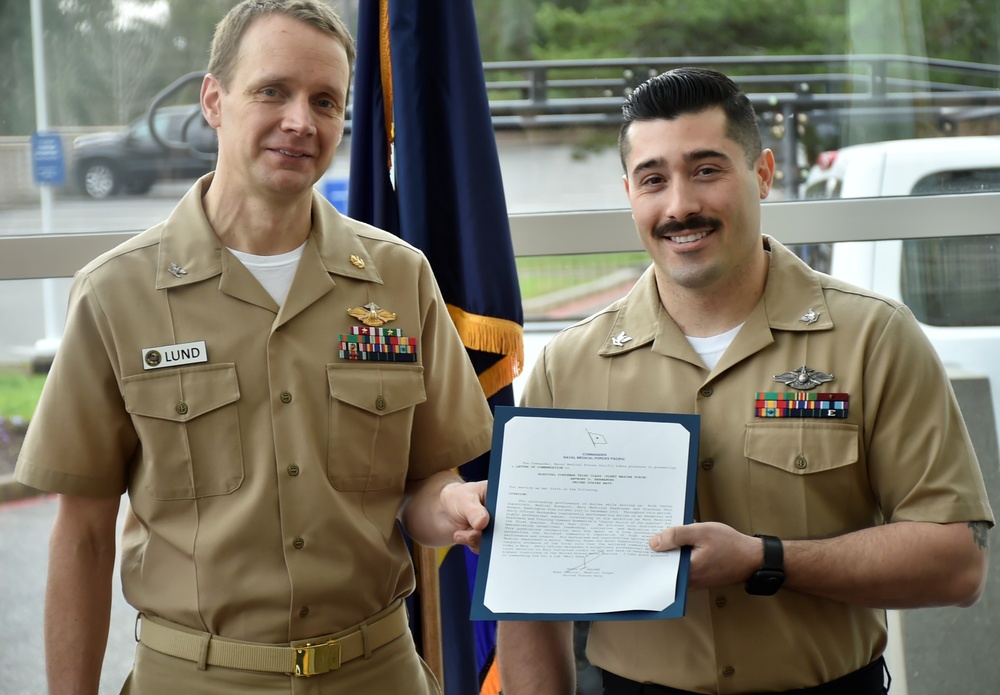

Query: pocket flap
<box><xmin>744</xmin><ymin>422</ymin><xmax>859</xmax><ymax>474</ymax></box>
<box><xmin>123</xmin><ymin>363</ymin><xmax>240</xmax><ymax>422</ymax></box>
<box><xmin>328</xmin><ymin>364</ymin><xmax>426</xmax><ymax>415</ymax></box>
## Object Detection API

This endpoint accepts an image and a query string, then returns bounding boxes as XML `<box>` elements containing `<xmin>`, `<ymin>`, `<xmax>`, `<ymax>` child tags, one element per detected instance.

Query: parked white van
<box><xmin>801</xmin><ymin>136</ymin><xmax>1000</xmax><ymax>441</ymax></box>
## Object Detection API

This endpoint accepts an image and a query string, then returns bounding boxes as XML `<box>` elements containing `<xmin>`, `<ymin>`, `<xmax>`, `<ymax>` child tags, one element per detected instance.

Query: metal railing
<box><xmin>147</xmin><ymin>54</ymin><xmax>1000</xmax><ymax>199</ymax></box>
<box><xmin>481</xmin><ymin>54</ymin><xmax>1000</xmax><ymax>127</ymax></box>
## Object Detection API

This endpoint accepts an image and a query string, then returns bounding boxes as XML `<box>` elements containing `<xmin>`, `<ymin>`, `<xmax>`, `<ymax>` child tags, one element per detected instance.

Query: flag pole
<box><xmin>348</xmin><ymin>1</ymin><xmax>523</xmax><ymax>690</ymax></box>
<box><xmin>416</xmin><ymin>543</ymin><xmax>444</xmax><ymax>686</ymax></box>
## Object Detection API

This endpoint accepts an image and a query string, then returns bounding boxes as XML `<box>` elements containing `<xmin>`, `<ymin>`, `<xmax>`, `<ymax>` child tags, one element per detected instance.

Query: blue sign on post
<box><xmin>321</xmin><ymin>176</ymin><xmax>349</xmax><ymax>214</ymax></box>
<box><xmin>31</xmin><ymin>132</ymin><xmax>65</xmax><ymax>186</ymax></box>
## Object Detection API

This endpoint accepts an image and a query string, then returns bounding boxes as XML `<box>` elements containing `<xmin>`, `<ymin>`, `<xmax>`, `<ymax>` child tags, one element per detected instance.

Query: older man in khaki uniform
<box><xmin>15</xmin><ymin>2</ymin><xmax>493</xmax><ymax>693</ymax></box>
<box><xmin>498</xmin><ymin>68</ymin><xmax>993</xmax><ymax>695</ymax></box>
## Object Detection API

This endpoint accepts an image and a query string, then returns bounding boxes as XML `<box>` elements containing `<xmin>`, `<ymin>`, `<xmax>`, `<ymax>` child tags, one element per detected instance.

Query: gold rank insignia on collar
<box><xmin>348</xmin><ymin>301</ymin><xmax>397</xmax><ymax>327</ymax></box>
<box><xmin>773</xmin><ymin>365</ymin><xmax>834</xmax><ymax>391</ymax></box>
<box><xmin>349</xmin><ymin>254</ymin><xmax>365</xmax><ymax>269</ymax></box>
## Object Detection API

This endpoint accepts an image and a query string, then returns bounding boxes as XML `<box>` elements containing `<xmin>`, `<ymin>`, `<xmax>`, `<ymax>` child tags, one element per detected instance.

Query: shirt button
<box><xmin>795</xmin><ymin>454</ymin><xmax>808</xmax><ymax>469</ymax></box>
<box><xmin>715</xmin><ymin>595</ymin><xmax>727</xmax><ymax>608</ymax></box>
<box><xmin>375</xmin><ymin>394</ymin><xmax>386</xmax><ymax>411</ymax></box>
<box><xmin>280</xmin><ymin>392</ymin><xmax>293</xmax><ymax>404</ymax></box>
<box><xmin>287</xmin><ymin>464</ymin><xmax>300</xmax><ymax>477</ymax></box>
<box><xmin>299</xmin><ymin>607</ymin><xmax>309</xmax><ymax>618</ymax></box>
<box><xmin>722</xmin><ymin>666</ymin><xmax>736</xmax><ymax>678</ymax></box>
<box><xmin>701</xmin><ymin>458</ymin><xmax>714</xmax><ymax>471</ymax></box>
<box><xmin>293</xmin><ymin>537</ymin><xmax>305</xmax><ymax>549</ymax></box>
<box><xmin>176</xmin><ymin>402</ymin><xmax>189</xmax><ymax>415</ymax></box>
<box><xmin>700</xmin><ymin>386</ymin><xmax>713</xmax><ymax>397</ymax></box>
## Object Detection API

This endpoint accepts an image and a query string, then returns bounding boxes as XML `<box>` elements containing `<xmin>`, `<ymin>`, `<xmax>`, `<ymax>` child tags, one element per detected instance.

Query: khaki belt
<box><xmin>137</xmin><ymin>601</ymin><xmax>408</xmax><ymax>678</ymax></box>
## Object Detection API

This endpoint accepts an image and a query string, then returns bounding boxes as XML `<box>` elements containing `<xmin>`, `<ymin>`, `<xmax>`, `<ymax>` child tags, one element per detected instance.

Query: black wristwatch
<box><xmin>745</xmin><ymin>534</ymin><xmax>785</xmax><ymax>596</ymax></box>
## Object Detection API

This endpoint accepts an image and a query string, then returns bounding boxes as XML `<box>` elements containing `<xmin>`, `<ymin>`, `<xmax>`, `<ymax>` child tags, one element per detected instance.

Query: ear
<box><xmin>756</xmin><ymin>149</ymin><xmax>776</xmax><ymax>200</ymax></box>
<box><xmin>622</xmin><ymin>172</ymin><xmax>631</xmax><ymax>198</ymax></box>
<box><xmin>201</xmin><ymin>73</ymin><xmax>224</xmax><ymax>129</ymax></box>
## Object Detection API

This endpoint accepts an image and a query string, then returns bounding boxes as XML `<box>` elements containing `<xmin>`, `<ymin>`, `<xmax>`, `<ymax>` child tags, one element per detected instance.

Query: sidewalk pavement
<box><xmin>0</xmin><ymin>474</ymin><xmax>40</xmax><ymax>504</ymax></box>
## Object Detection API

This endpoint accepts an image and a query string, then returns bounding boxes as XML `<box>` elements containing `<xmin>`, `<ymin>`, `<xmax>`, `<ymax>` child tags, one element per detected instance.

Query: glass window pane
<box><xmin>902</xmin><ymin>235</ymin><xmax>1000</xmax><ymax>326</ymax></box>
<box><xmin>518</xmin><ymin>252</ymin><xmax>647</xmax><ymax>321</ymax></box>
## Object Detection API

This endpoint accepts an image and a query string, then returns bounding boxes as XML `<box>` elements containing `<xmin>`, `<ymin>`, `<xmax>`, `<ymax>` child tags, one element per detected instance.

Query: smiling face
<box><xmin>623</xmin><ymin>107</ymin><xmax>775</xmax><ymax>296</ymax></box>
<box><xmin>201</xmin><ymin>14</ymin><xmax>350</xmax><ymax>204</ymax></box>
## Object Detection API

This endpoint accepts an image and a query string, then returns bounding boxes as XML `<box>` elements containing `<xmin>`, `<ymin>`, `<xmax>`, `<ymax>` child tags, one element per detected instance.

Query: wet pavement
<box><xmin>0</xmin><ymin>495</ymin><xmax>136</xmax><ymax>694</ymax></box>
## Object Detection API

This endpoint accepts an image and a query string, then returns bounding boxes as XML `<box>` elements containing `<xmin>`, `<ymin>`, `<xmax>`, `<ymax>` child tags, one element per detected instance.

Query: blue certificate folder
<box><xmin>471</xmin><ymin>406</ymin><xmax>700</xmax><ymax>622</ymax></box>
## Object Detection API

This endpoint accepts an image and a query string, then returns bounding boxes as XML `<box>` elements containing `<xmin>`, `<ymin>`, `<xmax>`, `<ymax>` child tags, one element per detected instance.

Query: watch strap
<box><xmin>745</xmin><ymin>534</ymin><xmax>785</xmax><ymax>595</ymax></box>
<box><xmin>756</xmin><ymin>534</ymin><xmax>783</xmax><ymax>571</ymax></box>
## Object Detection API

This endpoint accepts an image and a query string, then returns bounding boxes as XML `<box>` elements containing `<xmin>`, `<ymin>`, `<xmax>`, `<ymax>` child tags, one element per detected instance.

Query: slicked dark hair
<box><xmin>618</xmin><ymin>67</ymin><xmax>762</xmax><ymax>172</ymax></box>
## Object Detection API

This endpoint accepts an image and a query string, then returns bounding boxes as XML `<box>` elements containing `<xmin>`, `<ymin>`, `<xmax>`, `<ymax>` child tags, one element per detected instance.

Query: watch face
<box><xmin>745</xmin><ymin>569</ymin><xmax>785</xmax><ymax>596</ymax></box>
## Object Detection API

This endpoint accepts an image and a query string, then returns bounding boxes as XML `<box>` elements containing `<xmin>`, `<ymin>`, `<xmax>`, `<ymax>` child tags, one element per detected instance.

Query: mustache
<box><xmin>653</xmin><ymin>216</ymin><xmax>722</xmax><ymax>238</ymax></box>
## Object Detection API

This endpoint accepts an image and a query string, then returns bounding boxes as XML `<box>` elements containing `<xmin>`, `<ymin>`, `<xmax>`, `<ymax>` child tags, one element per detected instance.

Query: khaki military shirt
<box><xmin>16</xmin><ymin>175</ymin><xmax>493</xmax><ymax>643</ymax></box>
<box><xmin>521</xmin><ymin>237</ymin><xmax>993</xmax><ymax>693</ymax></box>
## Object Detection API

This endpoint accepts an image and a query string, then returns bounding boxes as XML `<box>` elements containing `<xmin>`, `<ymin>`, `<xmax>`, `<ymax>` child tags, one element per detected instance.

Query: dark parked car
<box><xmin>72</xmin><ymin>105</ymin><xmax>217</xmax><ymax>199</ymax></box>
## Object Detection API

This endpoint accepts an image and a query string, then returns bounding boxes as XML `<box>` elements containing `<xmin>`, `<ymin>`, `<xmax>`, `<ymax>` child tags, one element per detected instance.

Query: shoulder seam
<box><xmin>79</xmin><ymin>226</ymin><xmax>162</xmax><ymax>277</ymax></box>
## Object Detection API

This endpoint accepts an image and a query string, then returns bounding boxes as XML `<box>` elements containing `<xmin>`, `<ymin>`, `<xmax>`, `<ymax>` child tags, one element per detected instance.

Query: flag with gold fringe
<box><xmin>348</xmin><ymin>1</ymin><xmax>523</xmax><ymax>693</ymax></box>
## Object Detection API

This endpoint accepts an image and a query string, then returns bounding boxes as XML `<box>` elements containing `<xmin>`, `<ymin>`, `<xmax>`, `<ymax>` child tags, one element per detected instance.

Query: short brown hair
<box><xmin>207</xmin><ymin>0</ymin><xmax>356</xmax><ymax>89</ymax></box>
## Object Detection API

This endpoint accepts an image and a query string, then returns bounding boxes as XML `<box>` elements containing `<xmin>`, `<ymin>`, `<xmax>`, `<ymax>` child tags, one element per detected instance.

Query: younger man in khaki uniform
<box><xmin>498</xmin><ymin>67</ymin><xmax>993</xmax><ymax>695</ymax></box>
<box><xmin>15</xmin><ymin>2</ymin><xmax>493</xmax><ymax>693</ymax></box>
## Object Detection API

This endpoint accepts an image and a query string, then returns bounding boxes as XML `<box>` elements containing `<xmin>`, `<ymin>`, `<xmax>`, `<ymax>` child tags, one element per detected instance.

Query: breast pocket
<box><xmin>327</xmin><ymin>364</ymin><xmax>427</xmax><ymax>491</ymax></box>
<box><xmin>744</xmin><ymin>422</ymin><xmax>873</xmax><ymax>538</ymax></box>
<box><xmin>122</xmin><ymin>363</ymin><xmax>243</xmax><ymax>500</ymax></box>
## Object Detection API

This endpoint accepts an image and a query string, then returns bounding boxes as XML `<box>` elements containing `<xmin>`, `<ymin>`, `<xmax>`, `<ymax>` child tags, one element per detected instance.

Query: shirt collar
<box><xmin>154</xmin><ymin>174</ymin><xmax>385</xmax><ymax>291</ymax></box>
<box><xmin>759</xmin><ymin>235</ymin><xmax>833</xmax><ymax>332</ymax></box>
<box><xmin>597</xmin><ymin>235</ymin><xmax>833</xmax><ymax>360</ymax></box>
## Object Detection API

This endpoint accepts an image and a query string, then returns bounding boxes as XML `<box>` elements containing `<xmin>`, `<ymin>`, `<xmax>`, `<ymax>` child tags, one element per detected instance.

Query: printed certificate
<box><xmin>471</xmin><ymin>406</ymin><xmax>700</xmax><ymax>621</ymax></box>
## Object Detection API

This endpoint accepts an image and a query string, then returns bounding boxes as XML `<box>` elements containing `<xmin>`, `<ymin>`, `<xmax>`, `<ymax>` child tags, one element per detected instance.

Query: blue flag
<box><xmin>348</xmin><ymin>1</ymin><xmax>524</xmax><ymax>693</ymax></box>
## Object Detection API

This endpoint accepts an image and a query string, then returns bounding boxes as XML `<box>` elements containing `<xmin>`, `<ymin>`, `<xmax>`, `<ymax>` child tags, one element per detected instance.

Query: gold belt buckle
<box><xmin>294</xmin><ymin>639</ymin><xmax>341</xmax><ymax>677</ymax></box>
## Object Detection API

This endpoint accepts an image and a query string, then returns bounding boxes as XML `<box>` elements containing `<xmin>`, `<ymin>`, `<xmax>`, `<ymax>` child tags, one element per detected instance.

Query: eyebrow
<box><xmin>629</xmin><ymin>148</ymin><xmax>734</xmax><ymax>179</ymax></box>
<box><xmin>248</xmin><ymin>74</ymin><xmax>343</xmax><ymax>97</ymax></box>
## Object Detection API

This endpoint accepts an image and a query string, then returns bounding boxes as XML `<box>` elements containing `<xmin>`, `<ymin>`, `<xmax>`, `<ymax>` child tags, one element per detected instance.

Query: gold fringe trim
<box><xmin>446</xmin><ymin>304</ymin><xmax>524</xmax><ymax>399</ymax></box>
<box><xmin>480</xmin><ymin>657</ymin><xmax>502</xmax><ymax>695</ymax></box>
<box><xmin>378</xmin><ymin>0</ymin><xmax>394</xmax><ymax>168</ymax></box>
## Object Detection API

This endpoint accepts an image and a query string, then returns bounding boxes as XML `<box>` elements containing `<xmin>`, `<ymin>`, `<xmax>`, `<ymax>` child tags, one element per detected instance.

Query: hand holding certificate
<box><xmin>472</xmin><ymin>406</ymin><xmax>700</xmax><ymax>621</ymax></box>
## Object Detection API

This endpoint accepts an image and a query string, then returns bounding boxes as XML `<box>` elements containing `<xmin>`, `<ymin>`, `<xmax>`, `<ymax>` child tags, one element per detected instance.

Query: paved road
<box><xmin>0</xmin><ymin>495</ymin><xmax>136</xmax><ymax>694</ymax></box>
<box><xmin>0</xmin><ymin>182</ymin><xmax>191</xmax><ymax>238</ymax></box>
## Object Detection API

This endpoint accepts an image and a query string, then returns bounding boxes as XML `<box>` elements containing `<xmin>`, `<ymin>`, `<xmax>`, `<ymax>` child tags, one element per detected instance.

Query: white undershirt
<box><xmin>686</xmin><ymin>322</ymin><xmax>744</xmax><ymax>371</ymax></box>
<box><xmin>227</xmin><ymin>241</ymin><xmax>307</xmax><ymax>307</ymax></box>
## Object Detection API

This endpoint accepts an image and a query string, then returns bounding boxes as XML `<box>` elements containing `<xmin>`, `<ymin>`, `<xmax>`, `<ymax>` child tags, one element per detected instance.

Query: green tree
<box><xmin>530</xmin><ymin>0</ymin><xmax>848</xmax><ymax>60</ymax></box>
<box><xmin>475</xmin><ymin>0</ymin><xmax>537</xmax><ymax>61</ymax></box>
<box><xmin>0</xmin><ymin>0</ymin><xmax>35</xmax><ymax>135</ymax></box>
<box><xmin>921</xmin><ymin>0</ymin><xmax>1000</xmax><ymax>68</ymax></box>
